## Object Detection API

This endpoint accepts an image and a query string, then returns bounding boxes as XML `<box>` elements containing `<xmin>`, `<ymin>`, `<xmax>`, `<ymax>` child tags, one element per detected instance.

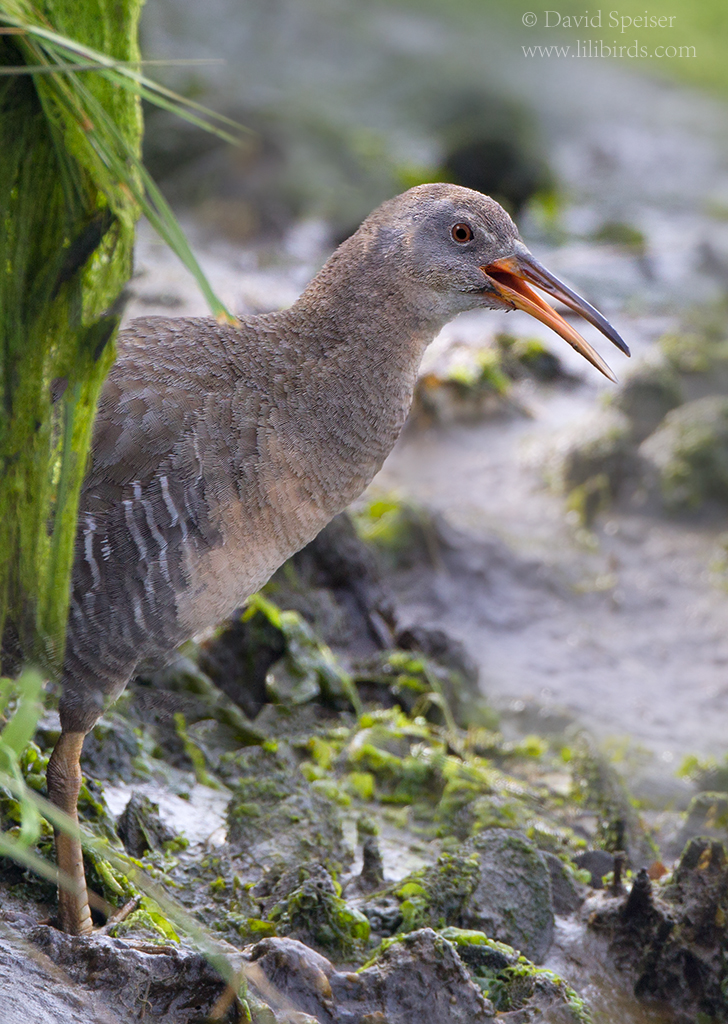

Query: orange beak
<box><xmin>481</xmin><ymin>252</ymin><xmax>629</xmax><ymax>382</ymax></box>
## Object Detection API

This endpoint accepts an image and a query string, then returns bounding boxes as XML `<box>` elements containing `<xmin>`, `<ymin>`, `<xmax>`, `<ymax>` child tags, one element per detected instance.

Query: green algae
<box><xmin>592</xmin><ymin>220</ymin><xmax>647</xmax><ymax>254</ymax></box>
<box><xmin>267</xmin><ymin>863</ymin><xmax>370</xmax><ymax>957</ymax></box>
<box><xmin>173</xmin><ymin>712</ymin><xmax>221</xmax><ymax>789</ymax></box>
<box><xmin>395</xmin><ymin>852</ymin><xmax>481</xmax><ymax>931</ymax></box>
<box><xmin>247</xmin><ymin>593</ymin><xmax>362</xmax><ymax>714</ymax></box>
<box><xmin>364</xmin><ymin>926</ymin><xmax>591</xmax><ymax>1022</ymax></box>
<box><xmin>110</xmin><ymin>896</ymin><xmax>180</xmax><ymax>943</ymax></box>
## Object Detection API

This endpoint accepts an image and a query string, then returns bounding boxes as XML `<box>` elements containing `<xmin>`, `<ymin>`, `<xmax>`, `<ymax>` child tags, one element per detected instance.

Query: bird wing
<box><xmin>82</xmin><ymin>316</ymin><xmax>262</xmax><ymax>511</ymax></box>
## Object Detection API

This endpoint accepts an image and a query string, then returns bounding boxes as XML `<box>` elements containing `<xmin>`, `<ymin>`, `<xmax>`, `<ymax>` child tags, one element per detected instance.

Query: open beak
<box><xmin>481</xmin><ymin>251</ymin><xmax>629</xmax><ymax>382</ymax></box>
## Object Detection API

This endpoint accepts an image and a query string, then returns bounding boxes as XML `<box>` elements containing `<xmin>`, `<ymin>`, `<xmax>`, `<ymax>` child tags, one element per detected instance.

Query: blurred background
<box><xmin>126</xmin><ymin>0</ymin><xmax>728</xmax><ymax>801</ymax></box>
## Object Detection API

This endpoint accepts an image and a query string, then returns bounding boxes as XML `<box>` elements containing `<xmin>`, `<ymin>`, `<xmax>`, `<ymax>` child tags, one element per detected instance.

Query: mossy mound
<box><xmin>441</xmin><ymin>928</ymin><xmax>590</xmax><ymax>1021</ymax></box>
<box><xmin>259</xmin><ymin>862</ymin><xmax>370</xmax><ymax>958</ymax></box>
<box><xmin>639</xmin><ymin>396</ymin><xmax>728</xmax><ymax>510</ymax></box>
<box><xmin>554</xmin><ymin>407</ymin><xmax>634</xmax><ymax>518</ymax></box>
<box><xmin>359</xmin><ymin>830</ymin><xmax>554</xmax><ymax>963</ymax></box>
<box><xmin>608</xmin><ymin>357</ymin><xmax>683</xmax><ymax>443</ymax></box>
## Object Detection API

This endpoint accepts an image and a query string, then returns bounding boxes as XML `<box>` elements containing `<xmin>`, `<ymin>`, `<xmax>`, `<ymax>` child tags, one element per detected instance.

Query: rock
<box><xmin>198</xmin><ymin>608</ymin><xmax>285</xmax><ymax>719</ymax></box>
<box><xmin>246</xmin><ymin>936</ymin><xmax>336</xmax><ymax>1020</ymax></box>
<box><xmin>255</xmin><ymin>862</ymin><xmax>370</xmax><ymax>958</ymax></box>
<box><xmin>639</xmin><ymin>396</ymin><xmax>728</xmax><ymax>510</ymax></box>
<box><xmin>608</xmin><ymin>357</ymin><xmax>682</xmax><ymax>443</ymax></box>
<box><xmin>26</xmin><ymin>926</ymin><xmax>238</xmax><ymax>1024</ymax></box>
<box><xmin>556</xmin><ymin>407</ymin><xmax>634</xmax><ymax>509</ymax></box>
<box><xmin>542</xmin><ymin>853</ymin><xmax>587</xmax><ymax>914</ymax></box>
<box><xmin>225</xmin><ymin>745</ymin><xmax>352</xmax><ymax>875</ymax></box>
<box><xmin>460</xmin><ymin>831</ymin><xmax>554</xmax><ymax>963</ymax></box>
<box><xmin>247</xmin><ymin>929</ymin><xmax>495</xmax><ymax>1023</ymax></box>
<box><xmin>573</xmin><ymin>849</ymin><xmax>615</xmax><ymax>890</ymax></box>
<box><xmin>589</xmin><ymin>837</ymin><xmax>728</xmax><ymax>1021</ymax></box>
<box><xmin>116</xmin><ymin>792</ymin><xmax>179</xmax><ymax>857</ymax></box>
<box><xmin>0</xmin><ymin>934</ymin><xmax>113</xmax><ymax>1024</ymax></box>
<box><xmin>673</xmin><ymin>791</ymin><xmax>728</xmax><ymax>858</ymax></box>
<box><xmin>358</xmin><ymin>835</ymin><xmax>385</xmax><ymax>892</ymax></box>
<box><xmin>351</xmin><ymin>929</ymin><xmax>494</xmax><ymax>1023</ymax></box>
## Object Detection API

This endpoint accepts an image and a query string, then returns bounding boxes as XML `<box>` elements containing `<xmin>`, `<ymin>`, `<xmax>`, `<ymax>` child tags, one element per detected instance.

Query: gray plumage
<box><xmin>61</xmin><ymin>183</ymin><xmax>522</xmax><ymax>731</ymax></box>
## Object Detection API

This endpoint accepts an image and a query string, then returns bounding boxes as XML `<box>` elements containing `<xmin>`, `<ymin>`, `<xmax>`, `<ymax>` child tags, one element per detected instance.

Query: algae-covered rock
<box><xmin>411</xmin><ymin>343</ymin><xmax>512</xmax><ymax>426</ymax></box>
<box><xmin>116</xmin><ymin>792</ymin><xmax>180</xmax><ymax>857</ymax></box>
<box><xmin>556</xmin><ymin>407</ymin><xmax>634</xmax><ymax>503</ymax></box>
<box><xmin>542</xmin><ymin>852</ymin><xmax>587</xmax><ymax>914</ymax></box>
<box><xmin>258</xmin><ymin>862</ymin><xmax>370</xmax><ymax>958</ymax></box>
<box><xmin>608</xmin><ymin>357</ymin><xmax>682</xmax><ymax>443</ymax></box>
<box><xmin>225</xmin><ymin>744</ymin><xmax>352</xmax><ymax>874</ymax></box>
<box><xmin>353</xmin><ymin>928</ymin><xmax>494</xmax><ymax>1023</ymax></box>
<box><xmin>591</xmin><ymin>220</ymin><xmax>647</xmax><ymax>255</ymax></box>
<box><xmin>441</xmin><ymin>928</ymin><xmax>590</xmax><ymax>1023</ymax></box>
<box><xmin>461</xmin><ymin>830</ymin><xmax>554</xmax><ymax>963</ymax></box>
<box><xmin>661</xmin><ymin>330</ymin><xmax>728</xmax><ymax>401</ymax></box>
<box><xmin>360</xmin><ymin>831</ymin><xmax>554</xmax><ymax>963</ymax></box>
<box><xmin>392</xmin><ymin>852</ymin><xmax>482</xmax><ymax>934</ymax></box>
<box><xmin>247</xmin><ymin>929</ymin><xmax>495</xmax><ymax>1022</ymax></box>
<box><xmin>431</xmin><ymin>88</ymin><xmax>554</xmax><ymax>217</ymax></box>
<box><xmin>198</xmin><ymin>606</ymin><xmax>285</xmax><ymax>719</ymax></box>
<box><xmin>572</xmin><ymin>849</ymin><xmax>615</xmax><ymax>890</ymax></box>
<box><xmin>497</xmin><ymin>332</ymin><xmax>566</xmax><ymax>383</ymax></box>
<box><xmin>589</xmin><ymin>837</ymin><xmax>728</xmax><ymax>1021</ymax></box>
<box><xmin>673</xmin><ymin>791</ymin><xmax>728</xmax><ymax>858</ymax></box>
<box><xmin>639</xmin><ymin>396</ymin><xmax>728</xmax><ymax>510</ymax></box>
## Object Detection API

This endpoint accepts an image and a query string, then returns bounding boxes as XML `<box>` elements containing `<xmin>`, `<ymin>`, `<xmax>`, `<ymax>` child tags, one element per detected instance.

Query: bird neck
<box><xmin>290</xmin><ymin>231</ymin><xmax>448</xmax><ymax>379</ymax></box>
<box><xmin>257</xmin><ymin>238</ymin><xmax>447</xmax><ymax>516</ymax></box>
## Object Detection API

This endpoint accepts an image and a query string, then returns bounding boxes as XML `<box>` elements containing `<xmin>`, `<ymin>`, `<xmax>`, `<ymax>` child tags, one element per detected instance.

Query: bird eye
<box><xmin>451</xmin><ymin>222</ymin><xmax>474</xmax><ymax>243</ymax></box>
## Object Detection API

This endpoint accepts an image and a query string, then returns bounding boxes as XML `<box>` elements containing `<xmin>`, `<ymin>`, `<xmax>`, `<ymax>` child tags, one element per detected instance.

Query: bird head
<box><xmin>364</xmin><ymin>183</ymin><xmax>629</xmax><ymax>381</ymax></box>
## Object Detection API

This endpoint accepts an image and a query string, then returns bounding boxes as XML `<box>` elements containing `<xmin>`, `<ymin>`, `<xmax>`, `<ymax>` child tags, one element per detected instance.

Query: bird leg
<box><xmin>46</xmin><ymin>730</ymin><xmax>93</xmax><ymax>935</ymax></box>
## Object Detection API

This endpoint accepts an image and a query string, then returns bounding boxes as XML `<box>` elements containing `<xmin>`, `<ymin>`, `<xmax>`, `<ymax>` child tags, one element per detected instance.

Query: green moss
<box><xmin>592</xmin><ymin>221</ymin><xmax>646</xmax><ymax>254</ymax></box>
<box><xmin>246</xmin><ymin>593</ymin><xmax>361</xmax><ymax>713</ymax></box>
<box><xmin>111</xmin><ymin>897</ymin><xmax>180</xmax><ymax>943</ymax></box>
<box><xmin>173</xmin><ymin>712</ymin><xmax>220</xmax><ymax>789</ymax></box>
<box><xmin>344</xmin><ymin>771</ymin><xmax>376</xmax><ymax>800</ymax></box>
<box><xmin>268</xmin><ymin>864</ymin><xmax>370</xmax><ymax>957</ymax></box>
<box><xmin>565</xmin><ymin>473</ymin><xmax>612</xmax><ymax>527</ymax></box>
